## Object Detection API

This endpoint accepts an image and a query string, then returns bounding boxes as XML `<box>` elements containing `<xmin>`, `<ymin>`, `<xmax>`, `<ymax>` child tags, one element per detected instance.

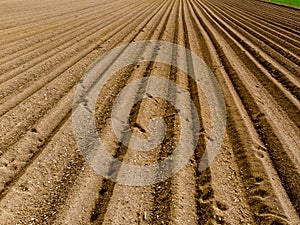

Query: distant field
<box><xmin>269</xmin><ymin>0</ymin><xmax>300</xmax><ymax>7</ymax></box>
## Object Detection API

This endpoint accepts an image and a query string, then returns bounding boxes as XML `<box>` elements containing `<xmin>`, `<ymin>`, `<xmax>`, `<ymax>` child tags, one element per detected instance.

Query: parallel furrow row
<box><xmin>0</xmin><ymin>0</ymin><xmax>299</xmax><ymax>224</ymax></box>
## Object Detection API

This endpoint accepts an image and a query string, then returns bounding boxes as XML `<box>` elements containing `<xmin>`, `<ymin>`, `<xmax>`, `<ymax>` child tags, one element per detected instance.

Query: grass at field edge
<box><xmin>268</xmin><ymin>0</ymin><xmax>300</xmax><ymax>7</ymax></box>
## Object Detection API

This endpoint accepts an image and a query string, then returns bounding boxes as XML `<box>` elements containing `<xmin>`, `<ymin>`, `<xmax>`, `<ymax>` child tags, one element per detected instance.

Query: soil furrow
<box><xmin>210</xmin><ymin>0</ymin><xmax>300</xmax><ymax>51</ymax></box>
<box><xmin>90</xmin><ymin>1</ymin><xmax>178</xmax><ymax>224</ymax></box>
<box><xmin>0</xmin><ymin>0</ymin><xmax>162</xmax><ymax>156</ymax></box>
<box><xmin>0</xmin><ymin>0</ymin><xmax>139</xmax><ymax>67</ymax></box>
<box><xmin>219</xmin><ymin>0</ymin><xmax>300</xmax><ymax>35</ymax></box>
<box><xmin>192</xmin><ymin>0</ymin><xmax>300</xmax><ymax>219</ymax></box>
<box><xmin>0</xmin><ymin>0</ymin><xmax>147</xmax><ymax>88</ymax></box>
<box><xmin>199</xmin><ymin>0</ymin><xmax>300</xmax><ymax>102</ymax></box>
<box><xmin>0</xmin><ymin>0</ymin><xmax>299</xmax><ymax>224</ymax></box>
<box><xmin>205</xmin><ymin>0</ymin><xmax>300</xmax><ymax>68</ymax></box>
<box><xmin>0</xmin><ymin>0</ymin><xmax>108</xmax><ymax>33</ymax></box>
<box><xmin>189</xmin><ymin>0</ymin><xmax>300</xmax><ymax>223</ymax></box>
<box><xmin>0</xmin><ymin>0</ymin><xmax>171</xmax><ymax>223</ymax></box>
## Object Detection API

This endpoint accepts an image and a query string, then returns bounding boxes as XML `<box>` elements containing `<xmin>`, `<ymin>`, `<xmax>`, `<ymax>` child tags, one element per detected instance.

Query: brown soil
<box><xmin>0</xmin><ymin>0</ymin><xmax>299</xmax><ymax>224</ymax></box>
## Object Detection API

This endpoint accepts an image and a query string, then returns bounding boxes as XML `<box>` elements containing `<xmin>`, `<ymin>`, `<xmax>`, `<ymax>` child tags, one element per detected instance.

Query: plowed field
<box><xmin>0</xmin><ymin>0</ymin><xmax>299</xmax><ymax>224</ymax></box>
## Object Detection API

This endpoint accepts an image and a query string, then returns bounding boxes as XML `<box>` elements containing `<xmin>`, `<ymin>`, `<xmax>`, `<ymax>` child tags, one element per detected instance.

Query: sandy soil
<box><xmin>0</xmin><ymin>0</ymin><xmax>299</xmax><ymax>224</ymax></box>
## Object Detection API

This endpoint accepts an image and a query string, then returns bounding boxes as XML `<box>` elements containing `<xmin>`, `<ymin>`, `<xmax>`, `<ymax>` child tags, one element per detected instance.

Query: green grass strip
<box><xmin>268</xmin><ymin>0</ymin><xmax>300</xmax><ymax>7</ymax></box>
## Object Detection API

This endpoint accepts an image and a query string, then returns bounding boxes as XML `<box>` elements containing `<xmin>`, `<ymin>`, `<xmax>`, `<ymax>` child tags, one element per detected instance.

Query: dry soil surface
<box><xmin>0</xmin><ymin>0</ymin><xmax>299</xmax><ymax>224</ymax></box>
